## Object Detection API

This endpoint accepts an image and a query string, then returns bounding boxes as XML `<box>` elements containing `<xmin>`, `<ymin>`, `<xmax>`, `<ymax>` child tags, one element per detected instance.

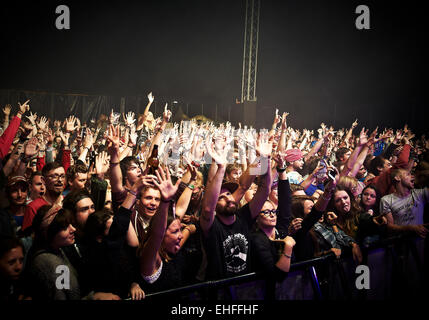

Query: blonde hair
<box><xmin>337</xmin><ymin>176</ymin><xmax>358</xmax><ymax>194</ymax></box>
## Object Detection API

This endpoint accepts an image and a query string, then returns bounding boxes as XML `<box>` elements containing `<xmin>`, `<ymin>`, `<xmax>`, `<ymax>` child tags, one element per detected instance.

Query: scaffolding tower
<box><xmin>241</xmin><ymin>0</ymin><xmax>260</xmax><ymax>127</ymax></box>
<box><xmin>241</xmin><ymin>0</ymin><xmax>260</xmax><ymax>103</ymax></box>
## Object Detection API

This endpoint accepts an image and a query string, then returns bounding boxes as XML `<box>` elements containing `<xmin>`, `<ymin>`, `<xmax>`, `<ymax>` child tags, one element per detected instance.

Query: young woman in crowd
<box><xmin>138</xmin><ymin>166</ymin><xmax>197</xmax><ymax>293</ymax></box>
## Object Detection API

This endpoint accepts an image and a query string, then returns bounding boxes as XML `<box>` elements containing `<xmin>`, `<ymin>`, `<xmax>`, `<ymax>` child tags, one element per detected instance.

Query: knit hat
<box><xmin>284</xmin><ymin>149</ymin><xmax>303</xmax><ymax>163</ymax></box>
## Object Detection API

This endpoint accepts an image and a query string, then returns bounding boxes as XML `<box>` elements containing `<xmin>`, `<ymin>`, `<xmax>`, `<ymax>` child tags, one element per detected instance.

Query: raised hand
<box><xmin>65</xmin><ymin>116</ymin><xmax>79</xmax><ymax>132</ymax></box>
<box><xmin>37</xmin><ymin>116</ymin><xmax>49</xmax><ymax>132</ymax></box>
<box><xmin>2</xmin><ymin>104</ymin><xmax>11</xmax><ymax>116</ymax></box>
<box><xmin>255</xmin><ymin>131</ymin><xmax>273</xmax><ymax>158</ymax></box>
<box><xmin>206</xmin><ymin>134</ymin><xmax>230</xmax><ymax>166</ymax></box>
<box><xmin>273</xmin><ymin>151</ymin><xmax>287</xmax><ymax>169</ymax></box>
<box><xmin>83</xmin><ymin>128</ymin><xmax>95</xmax><ymax>149</ymax></box>
<box><xmin>24</xmin><ymin>137</ymin><xmax>40</xmax><ymax>158</ymax></box>
<box><xmin>26</xmin><ymin>111</ymin><xmax>37</xmax><ymax>125</ymax></box>
<box><xmin>129</xmin><ymin>124</ymin><xmax>138</xmax><ymax>146</ymax></box>
<box><xmin>109</xmin><ymin>109</ymin><xmax>120</xmax><ymax>124</ymax></box>
<box><xmin>106</xmin><ymin>124</ymin><xmax>120</xmax><ymax>153</ymax></box>
<box><xmin>95</xmin><ymin>151</ymin><xmax>110</xmax><ymax>176</ymax></box>
<box><xmin>18</xmin><ymin>100</ymin><xmax>30</xmax><ymax>114</ymax></box>
<box><xmin>123</xmin><ymin>111</ymin><xmax>136</xmax><ymax>126</ymax></box>
<box><xmin>351</xmin><ymin>119</ymin><xmax>358</xmax><ymax>128</ymax></box>
<box><xmin>358</xmin><ymin>127</ymin><xmax>369</xmax><ymax>146</ymax></box>
<box><xmin>147</xmin><ymin>92</ymin><xmax>154</xmax><ymax>104</ymax></box>
<box><xmin>152</xmin><ymin>166</ymin><xmax>182</xmax><ymax>201</ymax></box>
<box><xmin>162</xmin><ymin>104</ymin><xmax>172</xmax><ymax>123</ymax></box>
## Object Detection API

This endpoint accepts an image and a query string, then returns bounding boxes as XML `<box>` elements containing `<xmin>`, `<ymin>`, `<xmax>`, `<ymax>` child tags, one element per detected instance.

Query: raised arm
<box><xmin>106</xmin><ymin>124</ymin><xmax>126</xmax><ymax>194</ymax></box>
<box><xmin>175</xmin><ymin>164</ymin><xmax>198</xmax><ymax>220</ymax></box>
<box><xmin>199</xmin><ymin>138</ymin><xmax>229</xmax><ymax>237</ymax></box>
<box><xmin>340</xmin><ymin>127</ymin><xmax>370</xmax><ymax>177</ymax></box>
<box><xmin>248</xmin><ymin>133</ymin><xmax>273</xmax><ymax>219</ymax></box>
<box><xmin>139</xmin><ymin>166</ymin><xmax>181</xmax><ymax>277</ymax></box>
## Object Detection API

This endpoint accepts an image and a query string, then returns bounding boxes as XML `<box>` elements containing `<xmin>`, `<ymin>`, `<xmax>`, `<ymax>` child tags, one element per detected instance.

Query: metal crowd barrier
<box><xmin>144</xmin><ymin>234</ymin><xmax>427</xmax><ymax>300</ymax></box>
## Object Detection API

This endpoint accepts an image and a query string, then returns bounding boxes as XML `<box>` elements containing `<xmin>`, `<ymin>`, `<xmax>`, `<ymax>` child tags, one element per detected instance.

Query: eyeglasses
<box><xmin>260</xmin><ymin>209</ymin><xmax>277</xmax><ymax>217</ymax></box>
<box><xmin>47</xmin><ymin>174</ymin><xmax>66</xmax><ymax>181</ymax></box>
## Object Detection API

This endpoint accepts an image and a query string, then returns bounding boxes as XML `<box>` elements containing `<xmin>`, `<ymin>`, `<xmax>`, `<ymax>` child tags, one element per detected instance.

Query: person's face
<box><xmin>52</xmin><ymin>224</ymin><xmax>76</xmax><ymax>248</ymax></box>
<box><xmin>126</xmin><ymin>162</ymin><xmax>142</xmax><ymax>186</ymax></box>
<box><xmin>381</xmin><ymin>159</ymin><xmax>392</xmax><ymax>173</ymax></box>
<box><xmin>44</xmin><ymin>167</ymin><xmax>66</xmax><ymax>194</ymax></box>
<box><xmin>244</xmin><ymin>184</ymin><xmax>257</xmax><ymax>203</ymax></box>
<box><xmin>75</xmin><ymin>197</ymin><xmax>95</xmax><ymax>228</ymax></box>
<box><xmin>0</xmin><ymin>246</ymin><xmax>24</xmax><ymax>281</ymax></box>
<box><xmin>334</xmin><ymin>190</ymin><xmax>351</xmax><ymax>214</ymax></box>
<box><xmin>362</xmin><ymin>188</ymin><xmax>377</xmax><ymax>209</ymax></box>
<box><xmin>269</xmin><ymin>187</ymin><xmax>278</xmax><ymax>202</ymax></box>
<box><xmin>357</xmin><ymin>165</ymin><xmax>367</xmax><ymax>179</ymax></box>
<box><xmin>30</xmin><ymin>175</ymin><xmax>45</xmax><ymax>199</ymax></box>
<box><xmin>216</xmin><ymin>190</ymin><xmax>238</xmax><ymax>217</ymax></box>
<box><xmin>400</xmin><ymin>171</ymin><xmax>415</xmax><ymax>189</ymax></box>
<box><xmin>292</xmin><ymin>159</ymin><xmax>304</xmax><ymax>170</ymax></box>
<box><xmin>342</xmin><ymin>151</ymin><xmax>352</xmax><ymax>163</ymax></box>
<box><xmin>258</xmin><ymin>201</ymin><xmax>277</xmax><ymax>228</ymax></box>
<box><xmin>303</xmin><ymin>199</ymin><xmax>314</xmax><ymax>215</ymax></box>
<box><xmin>227</xmin><ymin>169</ymin><xmax>242</xmax><ymax>183</ymax></box>
<box><xmin>69</xmin><ymin>172</ymin><xmax>88</xmax><ymax>191</ymax></box>
<box><xmin>8</xmin><ymin>184</ymin><xmax>28</xmax><ymax>206</ymax></box>
<box><xmin>162</xmin><ymin>219</ymin><xmax>183</xmax><ymax>255</ymax></box>
<box><xmin>139</xmin><ymin>188</ymin><xmax>161</xmax><ymax>218</ymax></box>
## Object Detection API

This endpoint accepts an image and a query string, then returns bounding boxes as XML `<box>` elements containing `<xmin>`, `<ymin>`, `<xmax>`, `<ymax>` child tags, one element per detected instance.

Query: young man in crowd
<box><xmin>381</xmin><ymin>168</ymin><xmax>429</xmax><ymax>238</ymax></box>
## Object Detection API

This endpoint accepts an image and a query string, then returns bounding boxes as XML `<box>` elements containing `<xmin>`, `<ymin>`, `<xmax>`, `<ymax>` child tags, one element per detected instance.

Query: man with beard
<box><xmin>200</xmin><ymin>134</ymin><xmax>272</xmax><ymax>281</ymax></box>
<box><xmin>285</xmin><ymin>148</ymin><xmax>305</xmax><ymax>185</ymax></box>
<box><xmin>21</xmin><ymin>162</ymin><xmax>66</xmax><ymax>231</ymax></box>
<box><xmin>380</xmin><ymin>168</ymin><xmax>429</xmax><ymax>238</ymax></box>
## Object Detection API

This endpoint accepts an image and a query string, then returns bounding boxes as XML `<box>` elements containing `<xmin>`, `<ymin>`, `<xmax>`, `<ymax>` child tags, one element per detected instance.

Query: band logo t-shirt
<box><xmin>203</xmin><ymin>203</ymin><xmax>254</xmax><ymax>280</ymax></box>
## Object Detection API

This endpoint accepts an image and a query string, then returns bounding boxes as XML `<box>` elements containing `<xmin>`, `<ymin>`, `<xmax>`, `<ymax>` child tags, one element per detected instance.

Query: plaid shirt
<box><xmin>313</xmin><ymin>222</ymin><xmax>356</xmax><ymax>249</ymax></box>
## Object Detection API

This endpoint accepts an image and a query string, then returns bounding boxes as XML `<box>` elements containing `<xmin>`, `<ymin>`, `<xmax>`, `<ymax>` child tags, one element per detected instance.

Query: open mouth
<box><xmin>146</xmin><ymin>207</ymin><xmax>157</xmax><ymax>214</ymax></box>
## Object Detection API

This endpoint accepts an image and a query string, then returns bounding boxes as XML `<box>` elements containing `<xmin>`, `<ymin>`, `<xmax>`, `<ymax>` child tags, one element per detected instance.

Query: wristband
<box><xmin>282</xmin><ymin>253</ymin><xmax>292</xmax><ymax>259</ymax></box>
<box><xmin>276</xmin><ymin>166</ymin><xmax>286</xmax><ymax>173</ymax></box>
<box><xmin>187</xmin><ymin>183</ymin><xmax>195</xmax><ymax>190</ymax></box>
<box><xmin>127</xmin><ymin>189</ymin><xmax>138</xmax><ymax>197</ymax></box>
<box><xmin>161</xmin><ymin>198</ymin><xmax>173</xmax><ymax>203</ymax></box>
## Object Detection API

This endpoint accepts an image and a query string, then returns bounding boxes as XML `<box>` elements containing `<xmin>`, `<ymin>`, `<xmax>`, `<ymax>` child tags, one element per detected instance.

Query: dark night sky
<box><xmin>0</xmin><ymin>0</ymin><xmax>427</xmax><ymax>132</ymax></box>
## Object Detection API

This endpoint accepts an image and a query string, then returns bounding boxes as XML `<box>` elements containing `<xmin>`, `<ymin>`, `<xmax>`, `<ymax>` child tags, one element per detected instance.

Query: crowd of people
<box><xmin>0</xmin><ymin>93</ymin><xmax>428</xmax><ymax>300</ymax></box>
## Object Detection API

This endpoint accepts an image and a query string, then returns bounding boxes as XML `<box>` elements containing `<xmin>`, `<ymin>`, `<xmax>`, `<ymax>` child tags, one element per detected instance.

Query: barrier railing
<box><xmin>144</xmin><ymin>234</ymin><xmax>427</xmax><ymax>300</ymax></box>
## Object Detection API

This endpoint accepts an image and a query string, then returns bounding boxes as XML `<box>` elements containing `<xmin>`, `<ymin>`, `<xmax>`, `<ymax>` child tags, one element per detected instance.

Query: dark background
<box><xmin>0</xmin><ymin>0</ymin><xmax>427</xmax><ymax>133</ymax></box>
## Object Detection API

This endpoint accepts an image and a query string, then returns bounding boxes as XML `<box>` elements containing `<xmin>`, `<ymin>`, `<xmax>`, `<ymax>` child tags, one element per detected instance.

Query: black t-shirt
<box><xmin>202</xmin><ymin>203</ymin><xmax>255</xmax><ymax>280</ymax></box>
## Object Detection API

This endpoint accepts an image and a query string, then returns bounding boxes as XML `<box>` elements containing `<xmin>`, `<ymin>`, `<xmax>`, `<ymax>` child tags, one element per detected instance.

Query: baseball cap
<box><xmin>6</xmin><ymin>176</ymin><xmax>29</xmax><ymax>189</ymax></box>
